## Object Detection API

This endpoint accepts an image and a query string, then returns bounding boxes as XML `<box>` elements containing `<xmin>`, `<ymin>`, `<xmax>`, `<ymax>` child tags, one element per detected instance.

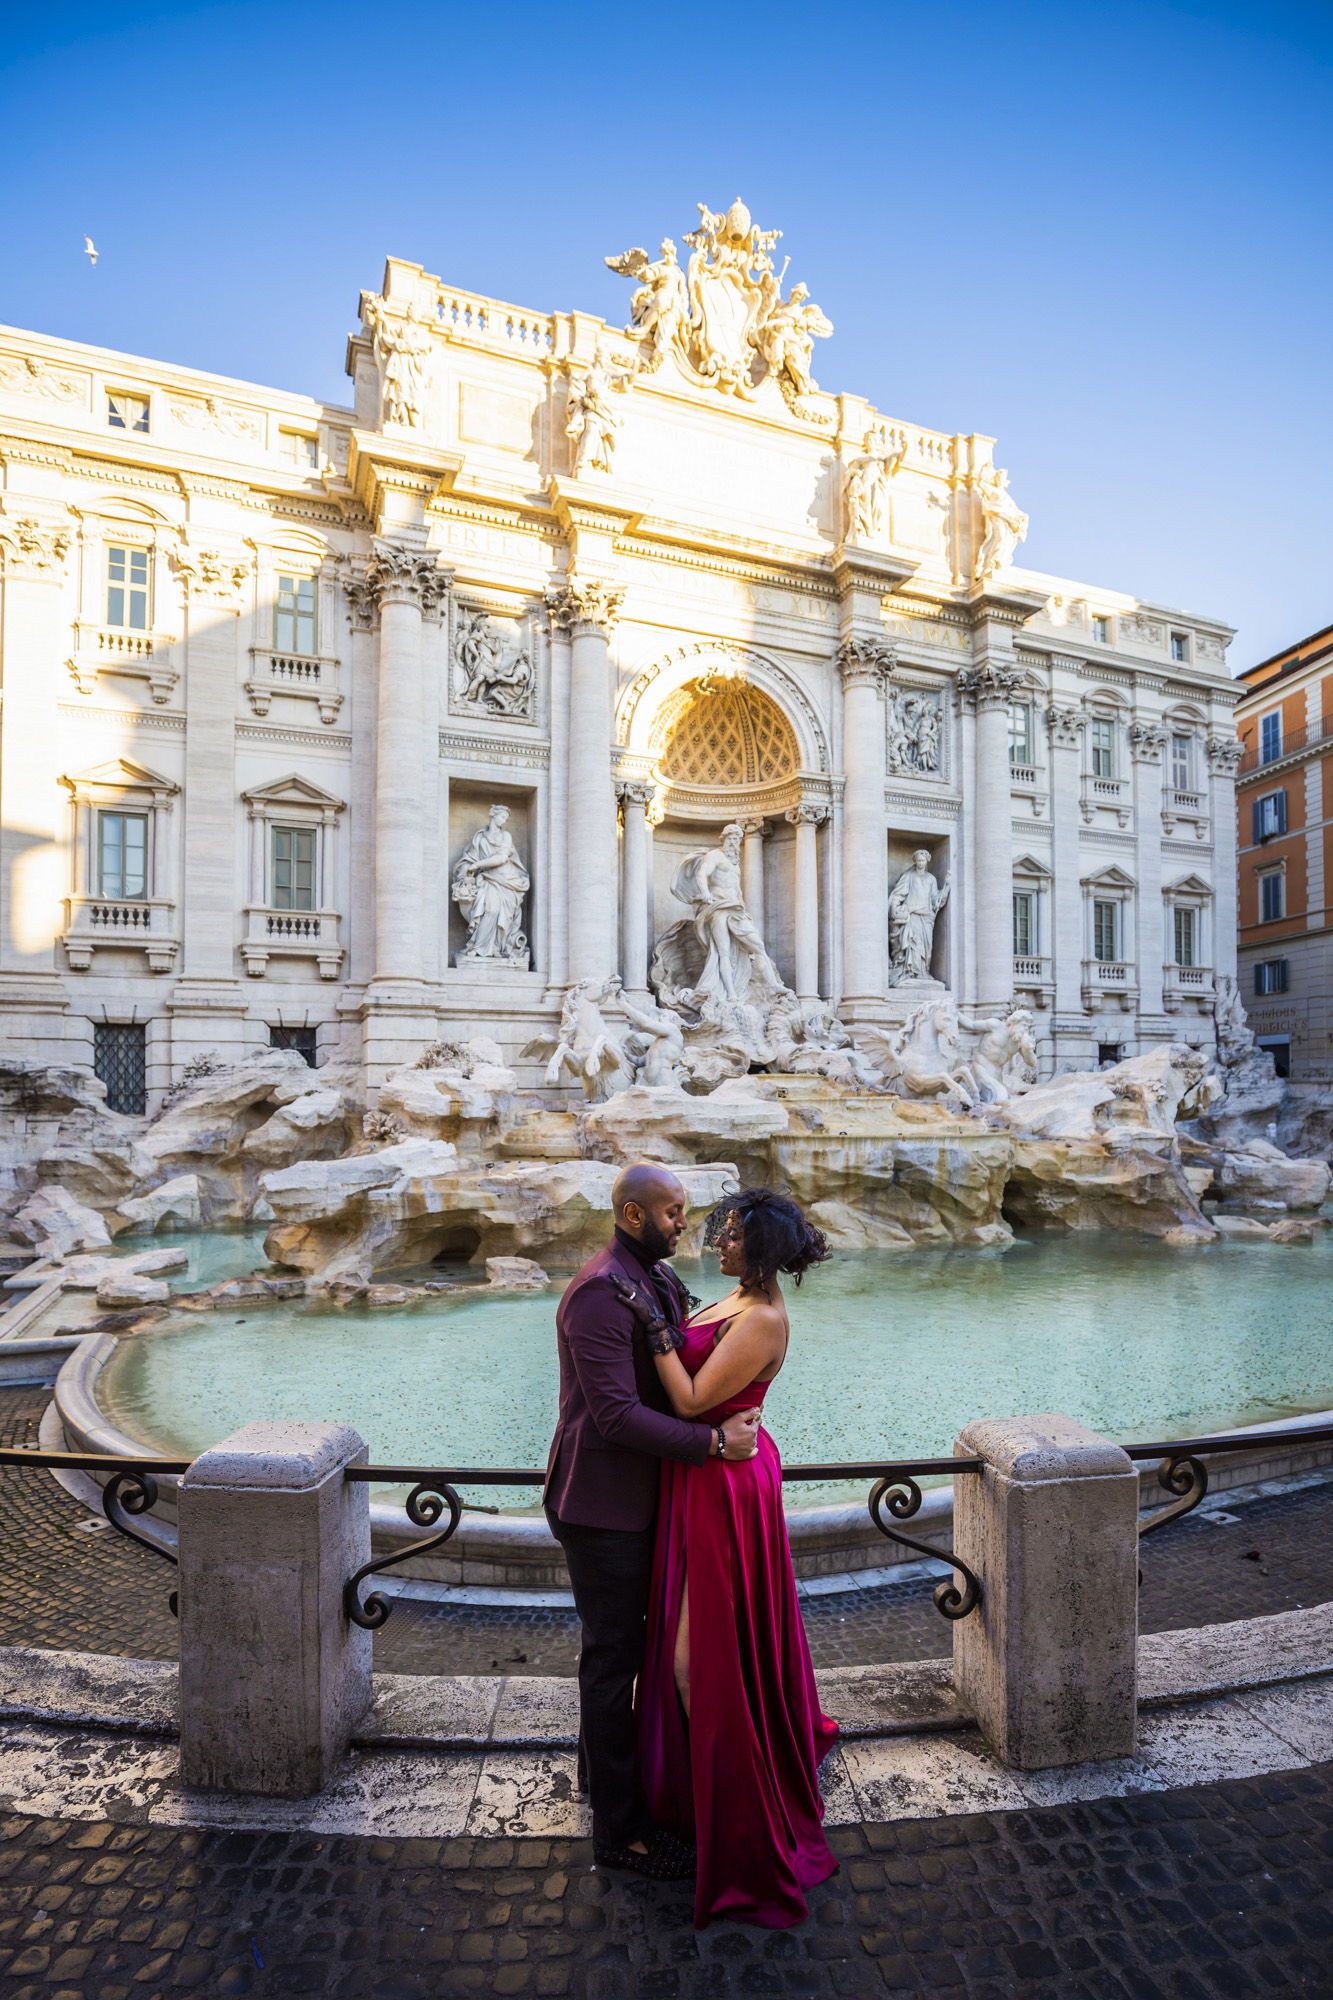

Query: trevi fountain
<box><xmin>0</xmin><ymin>199</ymin><xmax>1329</xmax><ymax>1589</ymax></box>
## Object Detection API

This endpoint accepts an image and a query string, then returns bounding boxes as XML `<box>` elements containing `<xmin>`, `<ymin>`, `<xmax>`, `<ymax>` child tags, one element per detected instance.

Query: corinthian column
<box><xmin>837</xmin><ymin>640</ymin><xmax>894</xmax><ymax>1010</ymax></box>
<box><xmin>617</xmin><ymin>781</ymin><xmax>655</xmax><ymax>996</ymax></box>
<box><xmin>739</xmin><ymin>817</ymin><xmax>767</xmax><ymax>936</ymax></box>
<box><xmin>549</xmin><ymin>577</ymin><xmax>624</xmax><ymax>984</ymax></box>
<box><xmin>958</xmin><ymin>660</ymin><xmax>1023</xmax><ymax>1014</ymax></box>
<box><xmin>786</xmin><ymin>803</ymin><xmax>828</xmax><ymax>1000</ymax></box>
<box><xmin>368</xmin><ymin>546</ymin><xmax>447</xmax><ymax>984</ymax></box>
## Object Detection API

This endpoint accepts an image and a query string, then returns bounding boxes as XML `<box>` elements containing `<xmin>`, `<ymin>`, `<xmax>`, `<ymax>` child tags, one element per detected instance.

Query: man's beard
<box><xmin>638</xmin><ymin>1217</ymin><xmax>677</xmax><ymax>1265</ymax></box>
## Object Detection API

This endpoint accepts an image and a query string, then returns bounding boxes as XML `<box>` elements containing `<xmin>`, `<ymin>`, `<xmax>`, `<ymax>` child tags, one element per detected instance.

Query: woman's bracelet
<box><xmin>646</xmin><ymin>1325</ymin><xmax>677</xmax><ymax>1356</ymax></box>
<box><xmin>714</xmin><ymin>1424</ymin><xmax>726</xmax><ymax>1459</ymax></box>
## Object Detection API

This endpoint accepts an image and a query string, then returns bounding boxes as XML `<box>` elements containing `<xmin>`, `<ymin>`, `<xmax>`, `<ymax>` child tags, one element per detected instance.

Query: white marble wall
<box><xmin>0</xmin><ymin>247</ymin><xmax>1240</xmax><ymax>1098</ymax></box>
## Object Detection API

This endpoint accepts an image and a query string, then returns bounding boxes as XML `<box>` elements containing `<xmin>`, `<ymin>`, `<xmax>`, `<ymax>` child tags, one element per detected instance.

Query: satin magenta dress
<box><xmin>636</xmin><ymin>1305</ymin><xmax>839</xmax><ymax>1928</ymax></box>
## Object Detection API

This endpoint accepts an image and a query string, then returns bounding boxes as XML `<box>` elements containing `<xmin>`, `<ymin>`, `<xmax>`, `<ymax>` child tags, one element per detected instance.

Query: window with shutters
<box><xmin>1090</xmin><ymin>717</ymin><xmax>1116</xmax><ymax>778</ymax></box>
<box><xmin>274</xmin><ymin>573</ymin><xmax>317</xmax><ymax>655</ymax></box>
<box><xmin>1259</xmin><ymin>711</ymin><xmax>1282</xmax><ymax>763</ymax></box>
<box><xmin>1012</xmin><ymin>891</ymin><xmax>1036</xmax><ymax>957</ymax></box>
<box><xmin>1254</xmin><ymin>959</ymin><xmax>1288</xmax><ymax>996</ymax></box>
<box><xmin>1258</xmin><ymin>870</ymin><xmax>1284</xmax><ymax>923</ymax></box>
<box><xmin>271</xmin><ymin>825</ymin><xmax>316</xmax><ymax>910</ymax></box>
<box><xmin>1008</xmin><ymin>702</ymin><xmax>1033</xmax><ymax>765</ymax></box>
<box><xmin>106</xmin><ymin>545</ymin><xmax>151</xmax><ymax>629</ymax></box>
<box><xmin>97</xmin><ymin>811</ymin><xmax>148</xmax><ymax>899</ymax></box>
<box><xmin>1093</xmin><ymin>900</ymin><xmax>1119</xmax><ymax>962</ymax></box>
<box><xmin>1253</xmin><ymin>790</ymin><xmax>1287</xmax><ymax>842</ymax></box>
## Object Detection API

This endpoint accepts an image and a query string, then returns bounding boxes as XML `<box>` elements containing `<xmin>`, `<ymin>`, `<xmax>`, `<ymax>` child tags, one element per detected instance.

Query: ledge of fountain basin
<box><xmin>49</xmin><ymin>1328</ymin><xmax>1333</xmax><ymax>1594</ymax></box>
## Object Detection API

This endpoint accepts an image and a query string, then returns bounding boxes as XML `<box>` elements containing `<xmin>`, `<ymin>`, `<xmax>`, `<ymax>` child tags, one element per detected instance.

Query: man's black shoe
<box><xmin>593</xmin><ymin>1828</ymin><xmax>696</xmax><ymax>1880</ymax></box>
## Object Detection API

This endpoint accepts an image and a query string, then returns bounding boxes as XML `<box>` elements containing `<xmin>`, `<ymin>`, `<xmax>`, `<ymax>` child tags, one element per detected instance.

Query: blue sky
<box><xmin>3</xmin><ymin>0</ymin><xmax>1329</xmax><ymax>665</ymax></box>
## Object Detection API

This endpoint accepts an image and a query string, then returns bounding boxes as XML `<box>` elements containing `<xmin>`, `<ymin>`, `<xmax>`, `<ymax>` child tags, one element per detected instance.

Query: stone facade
<box><xmin>0</xmin><ymin>202</ymin><xmax>1239</xmax><ymax>1106</ymax></box>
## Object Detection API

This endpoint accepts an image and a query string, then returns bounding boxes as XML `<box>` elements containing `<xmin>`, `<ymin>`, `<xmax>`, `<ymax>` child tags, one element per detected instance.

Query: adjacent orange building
<box><xmin>1234</xmin><ymin>623</ymin><xmax>1333</xmax><ymax>1078</ymax></box>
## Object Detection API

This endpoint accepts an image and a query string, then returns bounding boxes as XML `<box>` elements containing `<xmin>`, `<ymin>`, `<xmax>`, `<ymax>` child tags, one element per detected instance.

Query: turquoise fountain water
<box><xmin>96</xmin><ymin>1233</ymin><xmax>1333</xmax><ymax>1509</ymax></box>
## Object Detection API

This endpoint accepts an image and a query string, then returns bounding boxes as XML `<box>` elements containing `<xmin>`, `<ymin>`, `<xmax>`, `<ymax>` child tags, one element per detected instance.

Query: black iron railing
<box><xmin>0</xmin><ymin>1445</ymin><xmax>188</xmax><ymax>1614</ymax></box>
<box><xmin>1127</xmin><ymin>1423</ymin><xmax>1333</xmax><ymax>1537</ymax></box>
<box><xmin>3</xmin><ymin>1421</ymin><xmax>1331</xmax><ymax>1634</ymax></box>
<box><xmin>341</xmin><ymin>1456</ymin><xmax>991</xmax><ymax>1630</ymax></box>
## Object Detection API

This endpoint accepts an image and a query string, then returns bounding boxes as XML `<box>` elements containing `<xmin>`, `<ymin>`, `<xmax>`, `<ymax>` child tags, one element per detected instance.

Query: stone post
<box><xmin>740</xmin><ymin>816</ymin><xmax>767</xmax><ymax>936</ymax></box>
<box><xmin>617</xmin><ymin>780</ymin><xmax>654</xmax><ymax>996</ymax></box>
<box><xmin>953</xmin><ymin>1413</ymin><xmax>1139</xmax><ymax>1769</ymax></box>
<box><xmin>837</xmin><ymin>640</ymin><xmax>893</xmax><ymax>1009</ymax></box>
<box><xmin>1206</xmin><ymin>734</ymin><xmax>1242</xmax><ymax>985</ymax></box>
<box><xmin>1130</xmin><ymin>722</ymin><xmax>1168</xmax><ymax>1021</ymax></box>
<box><xmin>550</xmin><ymin>578</ymin><xmax>623</xmax><ymax>984</ymax></box>
<box><xmin>177</xmin><ymin>1420</ymin><xmax>372</xmax><ymax>1797</ymax></box>
<box><xmin>958</xmin><ymin>661</ymin><xmax>1023</xmax><ymax>1016</ymax></box>
<box><xmin>786</xmin><ymin>803</ymin><xmax>827</xmax><ymax>1000</ymax></box>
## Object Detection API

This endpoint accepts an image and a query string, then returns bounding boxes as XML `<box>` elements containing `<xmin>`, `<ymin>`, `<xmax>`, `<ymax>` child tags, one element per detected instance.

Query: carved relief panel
<box><xmin>448</xmin><ymin>602</ymin><xmax>538</xmax><ymax>723</ymax></box>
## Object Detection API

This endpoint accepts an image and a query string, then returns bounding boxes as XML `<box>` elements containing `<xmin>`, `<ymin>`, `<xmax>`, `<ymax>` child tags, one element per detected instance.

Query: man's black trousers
<box><xmin>545</xmin><ymin>1508</ymin><xmax>656</xmax><ymax>1849</ymax></box>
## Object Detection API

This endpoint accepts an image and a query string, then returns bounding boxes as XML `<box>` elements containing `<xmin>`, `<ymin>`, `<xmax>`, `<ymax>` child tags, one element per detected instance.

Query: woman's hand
<box><xmin>611</xmin><ymin>1274</ymin><xmax>681</xmax><ymax>1353</ymax></box>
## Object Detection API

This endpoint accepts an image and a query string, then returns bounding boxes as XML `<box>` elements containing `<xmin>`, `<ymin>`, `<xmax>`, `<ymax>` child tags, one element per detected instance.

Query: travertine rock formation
<box><xmin>260</xmin><ymin>1146</ymin><xmax>734</xmax><ymax>1280</ymax></box>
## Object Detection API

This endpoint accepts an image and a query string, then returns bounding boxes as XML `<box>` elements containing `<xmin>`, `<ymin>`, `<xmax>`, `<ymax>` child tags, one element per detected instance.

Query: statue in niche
<box><xmin>363</xmin><ymin>297</ymin><xmax>432</xmax><ymax>429</ymax></box>
<box><xmin>620</xmin><ymin>990</ymin><xmax>689</xmax><ymax>1088</ymax></box>
<box><xmin>888</xmin><ymin>850</ymin><xmax>950</xmax><ymax>984</ymax></box>
<box><xmin>524</xmin><ymin>976</ymin><xmax>631</xmax><ymax>1101</ymax></box>
<box><xmin>604</xmin><ymin>239</ymin><xmax>690</xmax><ymax>369</ymax></box>
<box><xmin>657</xmin><ymin>822</ymin><xmax>786</xmax><ymax>1013</ymax></box>
<box><xmin>887</xmin><ymin>692</ymin><xmax>943</xmax><ymax>777</ymax></box>
<box><xmin>565</xmin><ymin>342</ymin><xmax>624</xmax><ymax>476</ymax></box>
<box><xmin>844</xmin><ymin>425</ymin><xmax>905</xmax><ymax>546</ymax></box>
<box><xmin>453</xmin><ymin>609</ymin><xmax>534</xmax><ymax>717</ymax></box>
<box><xmin>974</xmin><ymin>464</ymin><xmax>1029</xmax><ymax>582</ymax></box>
<box><xmin>450</xmin><ymin>805</ymin><xmax>531</xmax><ymax>966</ymax></box>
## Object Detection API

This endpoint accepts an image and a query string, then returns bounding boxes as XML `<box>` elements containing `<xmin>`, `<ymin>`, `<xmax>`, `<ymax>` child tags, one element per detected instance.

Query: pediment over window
<box><xmin>1080</xmin><ymin>862</ymin><xmax>1136</xmax><ymax>890</ymax></box>
<box><xmin>241</xmin><ymin>773</ymin><xmax>346</xmax><ymax>813</ymax></box>
<box><xmin>1013</xmin><ymin>853</ymin><xmax>1054</xmax><ymax>881</ymax></box>
<box><xmin>1165</xmin><ymin>873</ymin><xmax>1212</xmax><ymax>899</ymax></box>
<box><xmin>61</xmin><ymin>758</ymin><xmax>179</xmax><ymax>802</ymax></box>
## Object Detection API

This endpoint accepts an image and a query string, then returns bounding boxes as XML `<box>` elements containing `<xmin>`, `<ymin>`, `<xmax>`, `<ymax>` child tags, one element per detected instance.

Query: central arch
<box><xmin>615</xmin><ymin>639</ymin><xmax>830</xmax><ymax>780</ymax></box>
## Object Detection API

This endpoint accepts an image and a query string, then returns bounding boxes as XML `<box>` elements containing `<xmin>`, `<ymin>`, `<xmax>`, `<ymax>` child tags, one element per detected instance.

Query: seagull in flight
<box><xmin>83</xmin><ymin>236</ymin><xmax>98</xmax><ymax>266</ymax></box>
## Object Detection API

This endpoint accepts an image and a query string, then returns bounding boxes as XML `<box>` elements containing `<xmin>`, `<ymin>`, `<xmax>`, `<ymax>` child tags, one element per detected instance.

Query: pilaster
<box><xmin>549</xmin><ymin>573</ymin><xmax>624</xmax><ymax>984</ymax></box>
<box><xmin>0</xmin><ymin>513</ymin><xmax>75</xmax><ymax>1054</ymax></box>
<box><xmin>1129</xmin><ymin>723</ymin><xmax>1168</xmax><ymax>1023</ymax></box>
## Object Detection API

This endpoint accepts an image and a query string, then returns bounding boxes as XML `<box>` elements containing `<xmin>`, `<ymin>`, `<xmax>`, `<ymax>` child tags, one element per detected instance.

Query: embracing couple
<box><xmin>544</xmin><ymin>1163</ymin><xmax>839</xmax><ymax>1929</ymax></box>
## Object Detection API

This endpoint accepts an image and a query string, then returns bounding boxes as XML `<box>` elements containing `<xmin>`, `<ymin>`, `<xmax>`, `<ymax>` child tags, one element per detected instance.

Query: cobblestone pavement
<box><xmin>0</xmin><ymin>1762</ymin><xmax>1328</xmax><ymax>1998</ymax></box>
<box><xmin>3</xmin><ymin>1388</ymin><xmax>1329</xmax><ymax>1677</ymax></box>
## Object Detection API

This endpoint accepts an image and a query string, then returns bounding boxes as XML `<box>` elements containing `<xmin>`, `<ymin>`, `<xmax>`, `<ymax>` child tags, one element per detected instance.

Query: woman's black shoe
<box><xmin>593</xmin><ymin>1829</ymin><xmax>696</xmax><ymax>1880</ymax></box>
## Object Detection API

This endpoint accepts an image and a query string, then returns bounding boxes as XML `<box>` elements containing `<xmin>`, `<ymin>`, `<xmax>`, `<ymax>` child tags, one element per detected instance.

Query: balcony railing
<box><xmin>63</xmin><ymin>895</ymin><xmax>178</xmax><ymax>973</ymax></box>
<box><xmin>68</xmin><ymin>623</ymin><xmax>178</xmax><ymax>704</ymax></box>
<box><xmin>245</xmin><ymin>648</ymin><xmax>343</xmax><ymax>724</ymax></box>
<box><xmin>241</xmin><ymin>906</ymin><xmax>343</xmax><ymax>979</ymax></box>
<box><xmin>1082</xmin><ymin>957</ymin><xmax>1137</xmax><ymax>1010</ymax></box>
<box><xmin>1238</xmin><ymin>714</ymin><xmax>1333</xmax><ymax>776</ymax></box>
<box><xmin>1009</xmin><ymin>763</ymin><xmax>1038</xmax><ymax>786</ymax></box>
<box><xmin>1163</xmin><ymin>962</ymin><xmax>1214</xmax><ymax>1010</ymax></box>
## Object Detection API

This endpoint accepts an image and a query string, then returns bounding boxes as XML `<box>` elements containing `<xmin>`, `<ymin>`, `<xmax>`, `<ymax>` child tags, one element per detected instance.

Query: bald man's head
<box><xmin>613</xmin><ymin>1162</ymin><xmax>688</xmax><ymax>1262</ymax></box>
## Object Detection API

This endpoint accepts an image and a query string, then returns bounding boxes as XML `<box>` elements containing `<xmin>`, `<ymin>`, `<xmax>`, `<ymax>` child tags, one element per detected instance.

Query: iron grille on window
<box><xmin>94</xmin><ymin>1024</ymin><xmax>147</xmax><ymax>1116</ymax></box>
<box><xmin>270</xmin><ymin>1025</ymin><xmax>318</xmax><ymax>1066</ymax></box>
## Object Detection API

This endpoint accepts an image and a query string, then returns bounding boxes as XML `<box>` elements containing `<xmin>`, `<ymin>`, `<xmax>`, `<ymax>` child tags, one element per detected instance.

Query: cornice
<box><xmin>615</xmin><ymin>534</ymin><xmax>834</xmax><ymax>600</ymax></box>
<box><xmin>235</xmin><ymin>722</ymin><xmax>353</xmax><ymax>749</ymax></box>
<box><xmin>57</xmin><ymin>702</ymin><xmax>185</xmax><ymax>731</ymax></box>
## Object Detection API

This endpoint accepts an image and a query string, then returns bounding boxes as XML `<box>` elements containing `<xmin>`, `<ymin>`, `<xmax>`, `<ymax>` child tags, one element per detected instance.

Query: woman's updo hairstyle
<box><xmin>704</xmin><ymin>1186</ymin><xmax>830</xmax><ymax>1293</ymax></box>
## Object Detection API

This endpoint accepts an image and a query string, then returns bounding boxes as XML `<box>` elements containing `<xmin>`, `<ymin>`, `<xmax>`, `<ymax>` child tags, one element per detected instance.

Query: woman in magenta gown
<box><xmin>615</xmin><ymin>1187</ymin><xmax>839</xmax><ymax>1929</ymax></box>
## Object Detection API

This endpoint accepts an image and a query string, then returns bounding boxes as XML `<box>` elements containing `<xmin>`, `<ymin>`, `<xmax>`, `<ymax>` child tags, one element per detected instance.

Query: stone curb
<box><xmin>1</xmin><ymin>1600</ymin><xmax>1327</xmax><ymax>1754</ymax></box>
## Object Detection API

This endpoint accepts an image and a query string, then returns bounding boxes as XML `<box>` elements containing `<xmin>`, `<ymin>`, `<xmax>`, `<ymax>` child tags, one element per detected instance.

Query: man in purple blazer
<box><xmin>545</xmin><ymin>1161</ymin><xmax>760</xmax><ymax>1878</ymax></box>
